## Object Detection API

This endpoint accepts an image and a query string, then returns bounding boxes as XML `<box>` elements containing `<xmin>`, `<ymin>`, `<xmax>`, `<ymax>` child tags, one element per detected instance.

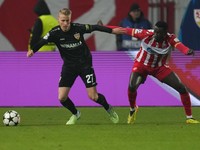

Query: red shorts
<box><xmin>132</xmin><ymin>61</ymin><xmax>172</xmax><ymax>82</ymax></box>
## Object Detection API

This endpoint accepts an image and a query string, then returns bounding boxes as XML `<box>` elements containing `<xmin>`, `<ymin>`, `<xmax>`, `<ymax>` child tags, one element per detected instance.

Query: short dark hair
<box><xmin>155</xmin><ymin>21</ymin><xmax>168</xmax><ymax>31</ymax></box>
<box><xmin>130</xmin><ymin>3</ymin><xmax>140</xmax><ymax>12</ymax></box>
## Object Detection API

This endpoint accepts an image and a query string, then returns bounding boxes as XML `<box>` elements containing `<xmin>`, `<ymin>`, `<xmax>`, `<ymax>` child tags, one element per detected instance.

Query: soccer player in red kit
<box><xmin>108</xmin><ymin>21</ymin><xmax>199</xmax><ymax>124</ymax></box>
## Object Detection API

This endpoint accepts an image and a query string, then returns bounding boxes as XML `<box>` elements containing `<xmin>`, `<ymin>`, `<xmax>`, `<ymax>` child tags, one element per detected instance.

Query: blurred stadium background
<box><xmin>1</xmin><ymin>0</ymin><xmax>199</xmax><ymax>51</ymax></box>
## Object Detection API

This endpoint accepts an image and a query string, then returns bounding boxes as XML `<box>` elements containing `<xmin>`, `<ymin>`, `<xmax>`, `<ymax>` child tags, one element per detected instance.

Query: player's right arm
<box><xmin>27</xmin><ymin>32</ymin><xmax>50</xmax><ymax>57</ymax></box>
<box><xmin>27</xmin><ymin>39</ymin><xmax>47</xmax><ymax>57</ymax></box>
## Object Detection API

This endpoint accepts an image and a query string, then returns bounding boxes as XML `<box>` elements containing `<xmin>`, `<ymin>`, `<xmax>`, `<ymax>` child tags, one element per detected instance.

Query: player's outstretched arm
<box><xmin>112</xmin><ymin>27</ymin><xmax>127</xmax><ymax>34</ymax></box>
<box><xmin>97</xmin><ymin>20</ymin><xmax>127</xmax><ymax>35</ymax></box>
<box><xmin>174</xmin><ymin>42</ymin><xmax>195</xmax><ymax>56</ymax></box>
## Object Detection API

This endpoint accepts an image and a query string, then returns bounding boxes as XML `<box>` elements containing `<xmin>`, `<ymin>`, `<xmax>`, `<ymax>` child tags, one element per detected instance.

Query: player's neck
<box><xmin>61</xmin><ymin>25</ymin><xmax>71</xmax><ymax>32</ymax></box>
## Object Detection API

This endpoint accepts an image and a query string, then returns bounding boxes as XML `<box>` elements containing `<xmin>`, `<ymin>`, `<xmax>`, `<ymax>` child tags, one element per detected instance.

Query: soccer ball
<box><xmin>3</xmin><ymin>110</ymin><xmax>20</xmax><ymax>126</ymax></box>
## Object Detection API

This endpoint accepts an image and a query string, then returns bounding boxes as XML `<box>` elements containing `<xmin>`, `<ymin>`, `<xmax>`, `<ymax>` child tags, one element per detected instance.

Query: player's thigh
<box><xmin>130</xmin><ymin>61</ymin><xmax>147</xmax><ymax>90</ymax></box>
<box><xmin>80</xmin><ymin>66</ymin><xmax>97</xmax><ymax>88</ymax></box>
<box><xmin>154</xmin><ymin>65</ymin><xmax>172</xmax><ymax>82</ymax></box>
<box><xmin>162</xmin><ymin>72</ymin><xmax>186</xmax><ymax>92</ymax></box>
<box><xmin>129</xmin><ymin>66</ymin><xmax>147</xmax><ymax>91</ymax></box>
<box><xmin>59</xmin><ymin>66</ymin><xmax>78</xmax><ymax>87</ymax></box>
<box><xmin>129</xmin><ymin>72</ymin><xmax>145</xmax><ymax>88</ymax></box>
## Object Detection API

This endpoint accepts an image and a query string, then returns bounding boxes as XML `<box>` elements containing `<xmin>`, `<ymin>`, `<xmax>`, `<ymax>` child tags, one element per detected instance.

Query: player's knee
<box><xmin>128</xmin><ymin>84</ymin><xmax>137</xmax><ymax>92</ymax></box>
<box><xmin>176</xmin><ymin>84</ymin><xmax>187</xmax><ymax>94</ymax></box>
<box><xmin>88</xmin><ymin>95</ymin><xmax>96</xmax><ymax>101</ymax></box>
<box><xmin>88</xmin><ymin>93</ymin><xmax>98</xmax><ymax>101</ymax></box>
<box><xmin>58</xmin><ymin>95</ymin><xmax>67</xmax><ymax>102</ymax></box>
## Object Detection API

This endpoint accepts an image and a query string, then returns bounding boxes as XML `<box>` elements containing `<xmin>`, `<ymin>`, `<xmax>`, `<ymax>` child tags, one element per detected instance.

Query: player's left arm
<box><xmin>104</xmin><ymin>25</ymin><xmax>135</xmax><ymax>36</ymax></box>
<box><xmin>81</xmin><ymin>24</ymin><xmax>126</xmax><ymax>34</ymax></box>
<box><xmin>104</xmin><ymin>26</ymin><xmax>151</xmax><ymax>40</ymax></box>
<box><xmin>170</xmin><ymin>34</ymin><xmax>195</xmax><ymax>55</ymax></box>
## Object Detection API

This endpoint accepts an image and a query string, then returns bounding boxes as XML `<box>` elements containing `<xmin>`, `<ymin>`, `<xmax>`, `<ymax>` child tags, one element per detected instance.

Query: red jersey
<box><xmin>125</xmin><ymin>28</ymin><xmax>190</xmax><ymax>68</ymax></box>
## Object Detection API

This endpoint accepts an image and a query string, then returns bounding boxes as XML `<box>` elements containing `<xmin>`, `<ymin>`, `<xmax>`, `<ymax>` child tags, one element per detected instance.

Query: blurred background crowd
<box><xmin>0</xmin><ymin>0</ymin><xmax>200</xmax><ymax>51</ymax></box>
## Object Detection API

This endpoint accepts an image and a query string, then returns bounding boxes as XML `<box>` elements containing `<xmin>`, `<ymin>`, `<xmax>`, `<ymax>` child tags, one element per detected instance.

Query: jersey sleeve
<box><xmin>76</xmin><ymin>23</ymin><xmax>112</xmax><ymax>34</ymax></box>
<box><xmin>125</xmin><ymin>28</ymin><xmax>152</xmax><ymax>40</ymax></box>
<box><xmin>32</xmin><ymin>32</ymin><xmax>50</xmax><ymax>53</ymax></box>
<box><xmin>168</xmin><ymin>34</ymin><xmax>189</xmax><ymax>54</ymax></box>
<box><xmin>106</xmin><ymin>26</ymin><xmax>151</xmax><ymax>40</ymax></box>
<box><xmin>30</xmin><ymin>19</ymin><xmax>43</xmax><ymax>48</ymax></box>
<box><xmin>89</xmin><ymin>24</ymin><xmax>112</xmax><ymax>33</ymax></box>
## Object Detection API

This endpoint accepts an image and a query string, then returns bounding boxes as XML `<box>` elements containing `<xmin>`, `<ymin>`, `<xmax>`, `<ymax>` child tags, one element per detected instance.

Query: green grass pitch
<box><xmin>0</xmin><ymin>107</ymin><xmax>200</xmax><ymax>150</ymax></box>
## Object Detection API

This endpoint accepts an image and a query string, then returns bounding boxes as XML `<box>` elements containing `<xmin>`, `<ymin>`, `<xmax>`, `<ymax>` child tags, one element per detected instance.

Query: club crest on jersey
<box><xmin>194</xmin><ymin>9</ymin><xmax>200</xmax><ymax>28</ymax></box>
<box><xmin>74</xmin><ymin>33</ymin><xmax>80</xmax><ymax>40</ymax></box>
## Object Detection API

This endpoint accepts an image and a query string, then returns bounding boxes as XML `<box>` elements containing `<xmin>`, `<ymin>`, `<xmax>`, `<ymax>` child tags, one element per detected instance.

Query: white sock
<box><xmin>186</xmin><ymin>115</ymin><xmax>193</xmax><ymax>119</ymax></box>
<box><xmin>130</xmin><ymin>107</ymin><xmax>135</xmax><ymax>112</ymax></box>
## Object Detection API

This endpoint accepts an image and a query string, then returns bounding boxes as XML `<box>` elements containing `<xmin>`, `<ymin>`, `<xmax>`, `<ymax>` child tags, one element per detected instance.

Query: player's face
<box><xmin>153</xmin><ymin>26</ymin><xmax>167</xmax><ymax>42</ymax></box>
<box><xmin>58</xmin><ymin>13</ymin><xmax>71</xmax><ymax>32</ymax></box>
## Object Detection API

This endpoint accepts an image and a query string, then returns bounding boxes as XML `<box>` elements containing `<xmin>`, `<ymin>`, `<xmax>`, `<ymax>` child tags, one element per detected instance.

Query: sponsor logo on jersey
<box><xmin>194</xmin><ymin>9</ymin><xmax>200</xmax><ymax>28</ymax></box>
<box><xmin>60</xmin><ymin>41</ymin><xmax>82</xmax><ymax>49</ymax></box>
<box><xmin>74</xmin><ymin>33</ymin><xmax>80</xmax><ymax>40</ymax></box>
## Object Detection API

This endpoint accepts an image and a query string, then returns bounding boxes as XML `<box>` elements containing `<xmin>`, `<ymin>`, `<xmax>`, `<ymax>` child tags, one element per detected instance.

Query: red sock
<box><xmin>128</xmin><ymin>90</ymin><xmax>137</xmax><ymax>108</ymax></box>
<box><xmin>180</xmin><ymin>92</ymin><xmax>192</xmax><ymax>116</ymax></box>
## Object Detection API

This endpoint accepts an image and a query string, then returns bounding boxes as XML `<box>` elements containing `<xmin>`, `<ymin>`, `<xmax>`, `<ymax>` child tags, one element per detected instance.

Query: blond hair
<box><xmin>59</xmin><ymin>8</ymin><xmax>72</xmax><ymax>16</ymax></box>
